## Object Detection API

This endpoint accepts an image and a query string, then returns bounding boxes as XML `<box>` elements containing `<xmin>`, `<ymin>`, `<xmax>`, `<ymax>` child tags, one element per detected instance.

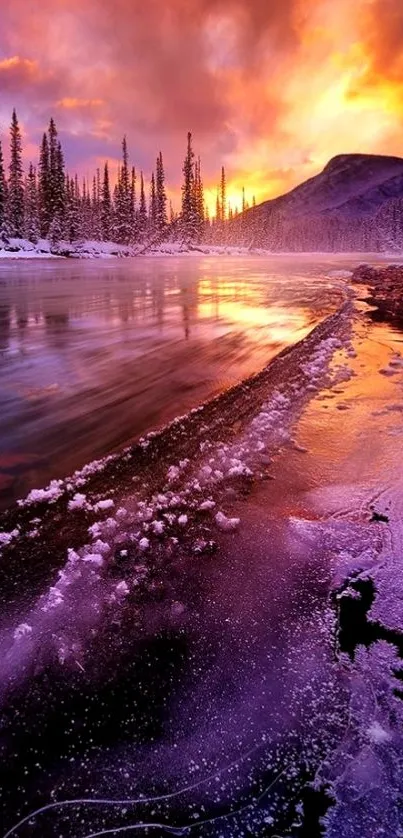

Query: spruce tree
<box><xmin>180</xmin><ymin>131</ymin><xmax>197</xmax><ymax>242</ymax></box>
<box><xmin>149</xmin><ymin>172</ymin><xmax>157</xmax><ymax>234</ymax></box>
<box><xmin>130</xmin><ymin>166</ymin><xmax>137</xmax><ymax>239</ymax></box>
<box><xmin>55</xmin><ymin>140</ymin><xmax>66</xmax><ymax>222</ymax></box>
<box><xmin>194</xmin><ymin>157</ymin><xmax>205</xmax><ymax>242</ymax></box>
<box><xmin>23</xmin><ymin>163</ymin><xmax>40</xmax><ymax>243</ymax></box>
<box><xmin>38</xmin><ymin>133</ymin><xmax>50</xmax><ymax>237</ymax></box>
<box><xmin>113</xmin><ymin>137</ymin><xmax>132</xmax><ymax>243</ymax></box>
<box><xmin>220</xmin><ymin>166</ymin><xmax>226</xmax><ymax>223</ymax></box>
<box><xmin>101</xmin><ymin>162</ymin><xmax>112</xmax><ymax>241</ymax></box>
<box><xmin>48</xmin><ymin>118</ymin><xmax>58</xmax><ymax>223</ymax></box>
<box><xmin>138</xmin><ymin>171</ymin><xmax>147</xmax><ymax>239</ymax></box>
<box><xmin>156</xmin><ymin>152</ymin><xmax>167</xmax><ymax>232</ymax></box>
<box><xmin>8</xmin><ymin>109</ymin><xmax>24</xmax><ymax>237</ymax></box>
<box><xmin>0</xmin><ymin>139</ymin><xmax>7</xmax><ymax>232</ymax></box>
<box><xmin>65</xmin><ymin>176</ymin><xmax>80</xmax><ymax>243</ymax></box>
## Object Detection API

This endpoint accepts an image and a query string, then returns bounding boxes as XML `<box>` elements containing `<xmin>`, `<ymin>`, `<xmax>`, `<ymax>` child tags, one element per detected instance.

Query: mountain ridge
<box><xmin>233</xmin><ymin>152</ymin><xmax>403</xmax><ymax>251</ymax></box>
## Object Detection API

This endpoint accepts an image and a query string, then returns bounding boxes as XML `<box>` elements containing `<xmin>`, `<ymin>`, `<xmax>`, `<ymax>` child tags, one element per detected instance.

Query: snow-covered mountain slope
<box><xmin>234</xmin><ymin>154</ymin><xmax>403</xmax><ymax>251</ymax></box>
<box><xmin>263</xmin><ymin>154</ymin><xmax>403</xmax><ymax>219</ymax></box>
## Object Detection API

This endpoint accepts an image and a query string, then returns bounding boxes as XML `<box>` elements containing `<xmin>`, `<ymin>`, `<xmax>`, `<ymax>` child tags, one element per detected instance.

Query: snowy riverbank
<box><xmin>0</xmin><ymin>237</ymin><xmax>274</xmax><ymax>260</ymax></box>
<box><xmin>2</xmin><ymin>239</ymin><xmax>403</xmax><ymax>261</ymax></box>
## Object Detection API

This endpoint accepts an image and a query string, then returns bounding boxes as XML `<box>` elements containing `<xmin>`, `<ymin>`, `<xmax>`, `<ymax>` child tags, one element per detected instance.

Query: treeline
<box><xmin>0</xmin><ymin>111</ymin><xmax>256</xmax><ymax>248</ymax></box>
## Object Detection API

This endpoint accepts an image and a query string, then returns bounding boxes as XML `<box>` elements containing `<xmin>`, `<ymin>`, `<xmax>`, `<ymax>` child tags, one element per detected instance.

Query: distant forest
<box><xmin>1</xmin><ymin>110</ymin><xmax>402</xmax><ymax>252</ymax></box>
<box><xmin>0</xmin><ymin>110</ymin><xmax>259</xmax><ymax>248</ymax></box>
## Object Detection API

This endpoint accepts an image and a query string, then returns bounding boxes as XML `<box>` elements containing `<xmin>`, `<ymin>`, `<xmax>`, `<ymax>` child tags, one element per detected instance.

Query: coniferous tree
<box><xmin>8</xmin><ymin>109</ymin><xmax>24</xmax><ymax>237</ymax></box>
<box><xmin>130</xmin><ymin>166</ymin><xmax>137</xmax><ymax>239</ymax></box>
<box><xmin>149</xmin><ymin>172</ymin><xmax>157</xmax><ymax>234</ymax></box>
<box><xmin>23</xmin><ymin>163</ymin><xmax>40</xmax><ymax>243</ymax></box>
<box><xmin>38</xmin><ymin>133</ymin><xmax>50</xmax><ymax>236</ymax></box>
<box><xmin>0</xmin><ymin>139</ymin><xmax>7</xmax><ymax>235</ymax></box>
<box><xmin>65</xmin><ymin>176</ymin><xmax>80</xmax><ymax>243</ymax></box>
<box><xmin>114</xmin><ymin>137</ymin><xmax>132</xmax><ymax>243</ymax></box>
<box><xmin>55</xmin><ymin>140</ymin><xmax>66</xmax><ymax>222</ymax></box>
<box><xmin>101</xmin><ymin>162</ymin><xmax>112</xmax><ymax>241</ymax></box>
<box><xmin>138</xmin><ymin>171</ymin><xmax>147</xmax><ymax>239</ymax></box>
<box><xmin>194</xmin><ymin>157</ymin><xmax>205</xmax><ymax>242</ymax></box>
<box><xmin>48</xmin><ymin>118</ymin><xmax>59</xmax><ymax>225</ymax></box>
<box><xmin>220</xmin><ymin>166</ymin><xmax>226</xmax><ymax>224</ymax></box>
<box><xmin>156</xmin><ymin>152</ymin><xmax>167</xmax><ymax>233</ymax></box>
<box><xmin>181</xmin><ymin>131</ymin><xmax>197</xmax><ymax>241</ymax></box>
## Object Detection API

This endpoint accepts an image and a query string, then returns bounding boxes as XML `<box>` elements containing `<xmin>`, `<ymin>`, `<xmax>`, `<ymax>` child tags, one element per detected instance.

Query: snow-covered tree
<box><xmin>180</xmin><ymin>132</ymin><xmax>198</xmax><ymax>241</ymax></box>
<box><xmin>64</xmin><ymin>176</ymin><xmax>80</xmax><ymax>243</ymax></box>
<box><xmin>138</xmin><ymin>171</ymin><xmax>147</xmax><ymax>239</ymax></box>
<box><xmin>8</xmin><ymin>109</ymin><xmax>24</xmax><ymax>237</ymax></box>
<box><xmin>156</xmin><ymin>152</ymin><xmax>167</xmax><ymax>232</ymax></box>
<box><xmin>149</xmin><ymin>171</ymin><xmax>157</xmax><ymax>234</ymax></box>
<box><xmin>0</xmin><ymin>138</ymin><xmax>7</xmax><ymax>233</ymax></box>
<box><xmin>101</xmin><ymin>162</ymin><xmax>112</xmax><ymax>241</ymax></box>
<box><xmin>38</xmin><ymin>132</ymin><xmax>50</xmax><ymax>236</ymax></box>
<box><xmin>113</xmin><ymin>137</ymin><xmax>132</xmax><ymax>243</ymax></box>
<box><xmin>23</xmin><ymin>163</ymin><xmax>40</xmax><ymax>243</ymax></box>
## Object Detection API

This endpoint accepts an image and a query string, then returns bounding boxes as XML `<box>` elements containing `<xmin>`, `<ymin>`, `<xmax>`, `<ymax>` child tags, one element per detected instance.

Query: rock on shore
<box><xmin>352</xmin><ymin>263</ymin><xmax>403</xmax><ymax>321</ymax></box>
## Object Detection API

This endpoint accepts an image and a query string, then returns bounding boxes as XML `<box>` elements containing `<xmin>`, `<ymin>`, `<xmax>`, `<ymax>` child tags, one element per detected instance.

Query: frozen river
<box><xmin>0</xmin><ymin>253</ymin><xmax>366</xmax><ymax>507</ymax></box>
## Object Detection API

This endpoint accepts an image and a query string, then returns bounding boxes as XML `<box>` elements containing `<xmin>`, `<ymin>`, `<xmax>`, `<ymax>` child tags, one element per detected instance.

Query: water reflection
<box><xmin>0</xmin><ymin>256</ymin><xmax>349</xmax><ymax>506</ymax></box>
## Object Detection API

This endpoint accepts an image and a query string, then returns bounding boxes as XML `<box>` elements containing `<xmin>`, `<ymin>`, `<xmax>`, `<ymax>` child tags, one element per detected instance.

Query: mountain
<box><xmin>232</xmin><ymin>154</ymin><xmax>403</xmax><ymax>252</ymax></box>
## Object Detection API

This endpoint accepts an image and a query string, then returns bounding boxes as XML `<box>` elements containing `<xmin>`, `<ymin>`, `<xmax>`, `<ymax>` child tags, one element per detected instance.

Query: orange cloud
<box><xmin>1</xmin><ymin>0</ymin><xmax>403</xmax><ymax>210</ymax></box>
<box><xmin>56</xmin><ymin>98</ymin><xmax>104</xmax><ymax>109</ymax></box>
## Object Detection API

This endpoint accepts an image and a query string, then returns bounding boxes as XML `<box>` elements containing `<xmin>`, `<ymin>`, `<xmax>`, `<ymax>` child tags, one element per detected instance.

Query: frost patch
<box><xmin>94</xmin><ymin>499</ymin><xmax>115</xmax><ymax>512</ymax></box>
<box><xmin>215</xmin><ymin>511</ymin><xmax>240</xmax><ymax>531</ymax></box>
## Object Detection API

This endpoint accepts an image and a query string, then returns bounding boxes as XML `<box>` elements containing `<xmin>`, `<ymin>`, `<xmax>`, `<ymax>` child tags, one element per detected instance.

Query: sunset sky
<box><xmin>1</xmin><ymin>0</ymin><xmax>403</xmax><ymax>213</ymax></box>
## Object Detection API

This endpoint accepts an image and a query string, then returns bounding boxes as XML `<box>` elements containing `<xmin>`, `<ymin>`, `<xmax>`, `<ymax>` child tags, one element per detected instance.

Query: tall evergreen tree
<box><xmin>55</xmin><ymin>140</ymin><xmax>66</xmax><ymax>221</ymax></box>
<box><xmin>220</xmin><ymin>166</ymin><xmax>226</xmax><ymax>223</ymax></box>
<box><xmin>138</xmin><ymin>171</ymin><xmax>147</xmax><ymax>239</ymax></box>
<box><xmin>149</xmin><ymin>172</ymin><xmax>157</xmax><ymax>233</ymax></box>
<box><xmin>130</xmin><ymin>166</ymin><xmax>137</xmax><ymax>239</ymax></box>
<box><xmin>194</xmin><ymin>157</ymin><xmax>205</xmax><ymax>242</ymax></box>
<box><xmin>65</xmin><ymin>176</ymin><xmax>80</xmax><ymax>243</ymax></box>
<box><xmin>180</xmin><ymin>131</ymin><xmax>197</xmax><ymax>241</ymax></box>
<box><xmin>23</xmin><ymin>163</ymin><xmax>40</xmax><ymax>243</ymax></box>
<box><xmin>156</xmin><ymin>152</ymin><xmax>167</xmax><ymax>232</ymax></box>
<box><xmin>48</xmin><ymin>118</ymin><xmax>59</xmax><ymax>224</ymax></box>
<box><xmin>0</xmin><ymin>139</ymin><xmax>7</xmax><ymax>233</ymax></box>
<box><xmin>8</xmin><ymin>109</ymin><xmax>24</xmax><ymax>237</ymax></box>
<box><xmin>101</xmin><ymin>162</ymin><xmax>112</xmax><ymax>241</ymax></box>
<box><xmin>38</xmin><ymin>132</ymin><xmax>50</xmax><ymax>236</ymax></box>
<box><xmin>113</xmin><ymin>137</ymin><xmax>132</xmax><ymax>243</ymax></box>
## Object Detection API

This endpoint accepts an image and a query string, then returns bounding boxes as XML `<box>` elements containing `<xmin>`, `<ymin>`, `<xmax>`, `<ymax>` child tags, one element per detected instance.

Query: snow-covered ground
<box><xmin>0</xmin><ymin>237</ymin><xmax>272</xmax><ymax>259</ymax></box>
<box><xmin>2</xmin><ymin>237</ymin><xmax>403</xmax><ymax>260</ymax></box>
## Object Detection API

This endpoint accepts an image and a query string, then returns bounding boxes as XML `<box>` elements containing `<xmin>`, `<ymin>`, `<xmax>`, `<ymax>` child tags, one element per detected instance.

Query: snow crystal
<box><xmin>68</xmin><ymin>493</ymin><xmax>88</xmax><ymax>511</ymax></box>
<box><xmin>151</xmin><ymin>520</ymin><xmax>165</xmax><ymax>535</ymax></box>
<box><xmin>0</xmin><ymin>531</ymin><xmax>17</xmax><ymax>546</ymax></box>
<box><xmin>82</xmin><ymin>553</ymin><xmax>104</xmax><ymax>567</ymax></box>
<box><xmin>13</xmin><ymin>623</ymin><xmax>33</xmax><ymax>640</ymax></box>
<box><xmin>167</xmin><ymin>465</ymin><xmax>180</xmax><ymax>482</ymax></box>
<box><xmin>88</xmin><ymin>522</ymin><xmax>102</xmax><ymax>539</ymax></box>
<box><xmin>94</xmin><ymin>499</ymin><xmax>115</xmax><ymax>512</ymax></box>
<box><xmin>367</xmin><ymin>721</ymin><xmax>392</xmax><ymax>744</ymax></box>
<box><xmin>23</xmin><ymin>480</ymin><xmax>64</xmax><ymax>506</ymax></box>
<box><xmin>139</xmin><ymin>537</ymin><xmax>150</xmax><ymax>551</ymax></box>
<box><xmin>215</xmin><ymin>511</ymin><xmax>240</xmax><ymax>531</ymax></box>
<box><xmin>43</xmin><ymin>587</ymin><xmax>65</xmax><ymax>610</ymax></box>
<box><xmin>92</xmin><ymin>539</ymin><xmax>111</xmax><ymax>555</ymax></box>
<box><xmin>199</xmin><ymin>500</ymin><xmax>216</xmax><ymax>511</ymax></box>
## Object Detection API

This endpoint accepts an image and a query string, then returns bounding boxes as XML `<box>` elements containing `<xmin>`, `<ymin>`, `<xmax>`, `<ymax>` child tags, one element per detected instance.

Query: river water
<box><xmin>1</xmin><ymin>254</ymin><xmax>403</xmax><ymax>838</ymax></box>
<box><xmin>0</xmin><ymin>253</ymin><xmax>367</xmax><ymax>507</ymax></box>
